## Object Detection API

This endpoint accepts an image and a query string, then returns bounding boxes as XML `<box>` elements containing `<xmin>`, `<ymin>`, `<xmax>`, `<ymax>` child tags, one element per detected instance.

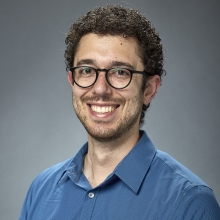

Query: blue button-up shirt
<box><xmin>20</xmin><ymin>131</ymin><xmax>220</xmax><ymax>219</ymax></box>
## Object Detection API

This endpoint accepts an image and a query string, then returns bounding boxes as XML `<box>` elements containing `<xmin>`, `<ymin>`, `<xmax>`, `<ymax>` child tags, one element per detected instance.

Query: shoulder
<box><xmin>24</xmin><ymin>143</ymin><xmax>88</xmax><ymax>198</ymax></box>
<box><xmin>19</xmin><ymin>158</ymin><xmax>74</xmax><ymax>219</ymax></box>
<box><xmin>29</xmin><ymin>158</ymin><xmax>73</xmax><ymax>193</ymax></box>
<box><xmin>171</xmin><ymin>184</ymin><xmax>220</xmax><ymax>219</ymax></box>
<box><xmin>152</xmin><ymin>150</ymin><xmax>220</xmax><ymax>219</ymax></box>
<box><xmin>154</xmin><ymin>150</ymin><xmax>207</xmax><ymax>186</ymax></box>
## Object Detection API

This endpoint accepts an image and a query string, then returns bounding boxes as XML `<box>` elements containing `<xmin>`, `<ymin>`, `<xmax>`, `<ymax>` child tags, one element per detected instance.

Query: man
<box><xmin>20</xmin><ymin>5</ymin><xmax>220</xmax><ymax>219</ymax></box>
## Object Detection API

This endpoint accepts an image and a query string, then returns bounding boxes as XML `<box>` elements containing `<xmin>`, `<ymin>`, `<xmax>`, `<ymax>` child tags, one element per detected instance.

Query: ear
<box><xmin>67</xmin><ymin>71</ymin><xmax>73</xmax><ymax>86</ymax></box>
<box><xmin>143</xmin><ymin>75</ymin><xmax>161</xmax><ymax>105</ymax></box>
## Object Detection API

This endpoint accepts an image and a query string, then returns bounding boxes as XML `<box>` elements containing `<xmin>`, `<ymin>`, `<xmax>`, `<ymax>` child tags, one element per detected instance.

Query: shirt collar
<box><xmin>114</xmin><ymin>130</ymin><xmax>157</xmax><ymax>193</ymax></box>
<box><xmin>57</xmin><ymin>131</ymin><xmax>156</xmax><ymax>194</ymax></box>
<box><xmin>57</xmin><ymin>143</ymin><xmax>88</xmax><ymax>185</ymax></box>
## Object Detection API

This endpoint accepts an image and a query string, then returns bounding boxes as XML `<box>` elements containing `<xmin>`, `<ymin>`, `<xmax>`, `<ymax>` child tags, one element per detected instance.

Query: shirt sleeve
<box><xmin>171</xmin><ymin>185</ymin><xmax>220</xmax><ymax>220</ymax></box>
<box><xmin>19</xmin><ymin>182</ymin><xmax>34</xmax><ymax>220</ymax></box>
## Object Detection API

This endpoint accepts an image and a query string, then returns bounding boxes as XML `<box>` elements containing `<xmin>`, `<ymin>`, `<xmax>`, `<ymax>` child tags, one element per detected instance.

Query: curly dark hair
<box><xmin>65</xmin><ymin>5</ymin><xmax>165</xmax><ymax>126</ymax></box>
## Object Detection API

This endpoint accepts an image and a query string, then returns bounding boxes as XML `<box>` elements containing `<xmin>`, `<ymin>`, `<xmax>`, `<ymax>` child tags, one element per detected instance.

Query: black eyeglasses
<box><xmin>69</xmin><ymin>66</ymin><xmax>152</xmax><ymax>89</ymax></box>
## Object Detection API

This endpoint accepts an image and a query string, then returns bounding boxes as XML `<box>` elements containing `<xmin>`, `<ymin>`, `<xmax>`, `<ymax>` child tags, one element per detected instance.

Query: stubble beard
<box><xmin>72</xmin><ymin>92</ymin><xmax>143</xmax><ymax>143</ymax></box>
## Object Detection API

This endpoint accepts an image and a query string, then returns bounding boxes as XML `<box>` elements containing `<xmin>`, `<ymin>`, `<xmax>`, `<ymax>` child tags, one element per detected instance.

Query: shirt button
<box><xmin>88</xmin><ymin>192</ymin><xmax>94</xmax><ymax>198</ymax></box>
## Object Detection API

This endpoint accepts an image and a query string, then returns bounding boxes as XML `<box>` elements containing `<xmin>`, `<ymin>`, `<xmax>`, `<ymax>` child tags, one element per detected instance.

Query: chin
<box><xmin>86</xmin><ymin>126</ymin><xmax>122</xmax><ymax>142</ymax></box>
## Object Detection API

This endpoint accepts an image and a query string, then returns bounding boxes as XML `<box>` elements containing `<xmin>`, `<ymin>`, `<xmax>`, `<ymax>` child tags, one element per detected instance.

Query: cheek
<box><xmin>72</xmin><ymin>85</ymin><xmax>90</xmax><ymax>97</ymax></box>
<box><xmin>72</xmin><ymin>88</ymin><xmax>84</xmax><ymax>103</ymax></box>
<box><xmin>121</xmin><ymin>84</ymin><xmax>143</xmax><ymax>102</ymax></box>
<box><xmin>72</xmin><ymin>91</ymin><xmax>81</xmax><ymax>111</ymax></box>
<box><xmin>123</xmin><ymin>93</ymin><xmax>143</xmax><ymax>112</ymax></box>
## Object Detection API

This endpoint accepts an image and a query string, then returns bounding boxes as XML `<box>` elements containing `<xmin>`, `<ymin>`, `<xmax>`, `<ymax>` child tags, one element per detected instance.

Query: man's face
<box><xmin>68</xmin><ymin>33</ymin><xmax>151</xmax><ymax>142</ymax></box>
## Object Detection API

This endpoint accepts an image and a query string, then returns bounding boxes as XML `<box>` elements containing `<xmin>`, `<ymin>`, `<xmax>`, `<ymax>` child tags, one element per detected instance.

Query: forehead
<box><xmin>74</xmin><ymin>33</ymin><xmax>143</xmax><ymax>68</ymax></box>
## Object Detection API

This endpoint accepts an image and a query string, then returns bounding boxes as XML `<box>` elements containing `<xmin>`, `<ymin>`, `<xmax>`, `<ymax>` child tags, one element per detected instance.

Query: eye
<box><xmin>77</xmin><ymin>67</ymin><xmax>95</xmax><ymax>76</ymax></box>
<box><xmin>111</xmin><ymin>68</ymin><xmax>130</xmax><ymax>77</ymax></box>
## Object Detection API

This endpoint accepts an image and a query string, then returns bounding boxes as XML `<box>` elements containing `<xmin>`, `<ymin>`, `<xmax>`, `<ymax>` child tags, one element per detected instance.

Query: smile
<box><xmin>90</xmin><ymin>105</ymin><xmax>116</xmax><ymax>114</ymax></box>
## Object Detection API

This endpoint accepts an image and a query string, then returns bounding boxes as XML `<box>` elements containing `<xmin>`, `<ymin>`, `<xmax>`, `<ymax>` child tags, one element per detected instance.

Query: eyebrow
<box><xmin>76</xmin><ymin>59</ymin><xmax>95</xmax><ymax>66</ymax></box>
<box><xmin>76</xmin><ymin>59</ymin><xmax>135</xmax><ymax>70</ymax></box>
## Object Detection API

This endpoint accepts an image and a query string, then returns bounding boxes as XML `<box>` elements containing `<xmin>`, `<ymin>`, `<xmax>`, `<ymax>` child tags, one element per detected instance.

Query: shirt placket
<box><xmin>79</xmin><ymin>188</ymin><xmax>100</xmax><ymax>220</ymax></box>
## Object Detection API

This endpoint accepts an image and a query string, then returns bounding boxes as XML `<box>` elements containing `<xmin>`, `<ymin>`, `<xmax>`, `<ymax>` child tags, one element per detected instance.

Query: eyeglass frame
<box><xmin>69</xmin><ymin>66</ymin><xmax>153</xmax><ymax>89</ymax></box>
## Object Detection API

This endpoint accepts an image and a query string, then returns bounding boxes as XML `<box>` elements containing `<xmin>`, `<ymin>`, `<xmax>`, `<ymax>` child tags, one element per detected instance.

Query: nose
<box><xmin>92</xmin><ymin>71</ymin><xmax>112</xmax><ymax>95</ymax></box>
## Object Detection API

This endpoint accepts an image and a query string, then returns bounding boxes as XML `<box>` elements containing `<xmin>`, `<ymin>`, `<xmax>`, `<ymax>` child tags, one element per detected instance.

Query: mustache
<box><xmin>81</xmin><ymin>95</ymin><xmax>125</xmax><ymax>104</ymax></box>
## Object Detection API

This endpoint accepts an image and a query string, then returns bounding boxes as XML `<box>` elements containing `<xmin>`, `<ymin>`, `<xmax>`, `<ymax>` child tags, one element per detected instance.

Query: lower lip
<box><xmin>88</xmin><ymin>105</ymin><xmax>118</xmax><ymax>119</ymax></box>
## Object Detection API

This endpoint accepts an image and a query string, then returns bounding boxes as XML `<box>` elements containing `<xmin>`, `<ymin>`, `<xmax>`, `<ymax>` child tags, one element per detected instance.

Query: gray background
<box><xmin>0</xmin><ymin>0</ymin><xmax>219</xmax><ymax>219</ymax></box>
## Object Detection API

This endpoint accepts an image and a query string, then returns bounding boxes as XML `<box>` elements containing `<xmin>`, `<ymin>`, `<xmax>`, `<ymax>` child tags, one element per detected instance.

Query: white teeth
<box><xmin>91</xmin><ymin>105</ymin><xmax>115</xmax><ymax>113</ymax></box>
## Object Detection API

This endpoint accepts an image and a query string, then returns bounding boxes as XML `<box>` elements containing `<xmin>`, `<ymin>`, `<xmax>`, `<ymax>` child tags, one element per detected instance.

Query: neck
<box><xmin>83</xmin><ymin>128</ymin><xmax>140</xmax><ymax>188</ymax></box>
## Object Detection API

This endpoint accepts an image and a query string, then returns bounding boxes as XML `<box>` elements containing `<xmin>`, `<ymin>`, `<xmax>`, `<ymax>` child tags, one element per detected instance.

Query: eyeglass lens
<box><xmin>72</xmin><ymin>66</ymin><xmax>132</xmax><ymax>89</ymax></box>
